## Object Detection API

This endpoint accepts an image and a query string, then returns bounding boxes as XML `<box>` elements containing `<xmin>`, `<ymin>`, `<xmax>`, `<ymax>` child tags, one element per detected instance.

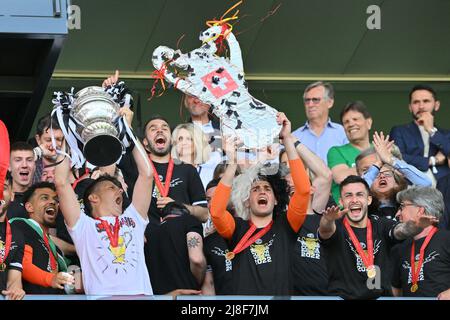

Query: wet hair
<box><xmin>83</xmin><ymin>175</ymin><xmax>122</xmax><ymax>215</ymax></box>
<box><xmin>23</xmin><ymin>182</ymin><xmax>56</xmax><ymax>205</ymax></box>
<box><xmin>340</xmin><ymin>101</ymin><xmax>372</xmax><ymax>122</ymax></box>
<box><xmin>409</xmin><ymin>84</ymin><xmax>437</xmax><ymax>102</ymax></box>
<box><xmin>340</xmin><ymin>175</ymin><xmax>370</xmax><ymax>195</ymax></box>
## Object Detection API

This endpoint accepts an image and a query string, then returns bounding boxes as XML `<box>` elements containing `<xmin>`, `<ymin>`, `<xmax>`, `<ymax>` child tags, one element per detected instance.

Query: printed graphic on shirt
<box><xmin>0</xmin><ymin>240</ymin><xmax>18</xmax><ymax>261</ymax></box>
<box><xmin>151</xmin><ymin>177</ymin><xmax>184</xmax><ymax>199</ymax></box>
<box><xmin>94</xmin><ymin>216</ymin><xmax>138</xmax><ymax>273</ymax></box>
<box><xmin>298</xmin><ymin>233</ymin><xmax>320</xmax><ymax>260</ymax></box>
<box><xmin>346</xmin><ymin>239</ymin><xmax>381</xmax><ymax>273</ymax></box>
<box><xmin>211</xmin><ymin>246</ymin><xmax>232</xmax><ymax>272</ymax></box>
<box><xmin>250</xmin><ymin>238</ymin><xmax>274</xmax><ymax>265</ymax></box>
<box><xmin>402</xmin><ymin>251</ymin><xmax>440</xmax><ymax>284</ymax></box>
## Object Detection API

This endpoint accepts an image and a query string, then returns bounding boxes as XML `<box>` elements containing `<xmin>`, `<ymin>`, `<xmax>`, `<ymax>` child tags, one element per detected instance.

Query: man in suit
<box><xmin>390</xmin><ymin>84</ymin><xmax>450</xmax><ymax>187</ymax></box>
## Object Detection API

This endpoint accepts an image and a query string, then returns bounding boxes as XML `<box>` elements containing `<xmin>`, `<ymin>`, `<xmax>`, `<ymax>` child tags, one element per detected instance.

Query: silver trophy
<box><xmin>71</xmin><ymin>86</ymin><xmax>123</xmax><ymax>167</ymax></box>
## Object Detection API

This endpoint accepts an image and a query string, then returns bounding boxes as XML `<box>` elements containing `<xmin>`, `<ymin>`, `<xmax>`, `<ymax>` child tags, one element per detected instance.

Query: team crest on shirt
<box><xmin>346</xmin><ymin>239</ymin><xmax>382</xmax><ymax>273</ymax></box>
<box><xmin>211</xmin><ymin>247</ymin><xmax>232</xmax><ymax>272</ymax></box>
<box><xmin>402</xmin><ymin>251</ymin><xmax>439</xmax><ymax>284</ymax></box>
<box><xmin>250</xmin><ymin>237</ymin><xmax>274</xmax><ymax>265</ymax></box>
<box><xmin>298</xmin><ymin>233</ymin><xmax>320</xmax><ymax>259</ymax></box>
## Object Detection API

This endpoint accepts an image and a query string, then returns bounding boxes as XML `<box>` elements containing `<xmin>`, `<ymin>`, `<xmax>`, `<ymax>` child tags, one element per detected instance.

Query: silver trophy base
<box><xmin>84</xmin><ymin>135</ymin><xmax>123</xmax><ymax>167</ymax></box>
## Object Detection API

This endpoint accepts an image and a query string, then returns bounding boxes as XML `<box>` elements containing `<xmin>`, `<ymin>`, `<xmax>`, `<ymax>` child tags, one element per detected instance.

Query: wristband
<box><xmin>294</xmin><ymin>140</ymin><xmax>301</xmax><ymax>148</ymax></box>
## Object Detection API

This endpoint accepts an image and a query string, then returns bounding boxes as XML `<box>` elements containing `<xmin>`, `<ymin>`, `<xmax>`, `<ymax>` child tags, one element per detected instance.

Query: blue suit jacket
<box><xmin>390</xmin><ymin>122</ymin><xmax>450</xmax><ymax>181</ymax></box>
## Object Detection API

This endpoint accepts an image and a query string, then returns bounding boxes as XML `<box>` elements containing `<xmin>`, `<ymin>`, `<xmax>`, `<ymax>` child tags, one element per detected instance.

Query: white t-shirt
<box><xmin>67</xmin><ymin>204</ymin><xmax>153</xmax><ymax>295</ymax></box>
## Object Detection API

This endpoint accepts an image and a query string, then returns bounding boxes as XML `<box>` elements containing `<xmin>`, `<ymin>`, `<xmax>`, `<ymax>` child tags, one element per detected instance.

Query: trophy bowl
<box><xmin>71</xmin><ymin>86</ymin><xmax>123</xmax><ymax>167</ymax></box>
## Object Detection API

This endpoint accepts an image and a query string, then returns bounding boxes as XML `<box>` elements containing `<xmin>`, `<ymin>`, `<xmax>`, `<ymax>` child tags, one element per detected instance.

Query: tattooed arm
<box><xmin>187</xmin><ymin>232</ymin><xmax>207</xmax><ymax>286</ymax></box>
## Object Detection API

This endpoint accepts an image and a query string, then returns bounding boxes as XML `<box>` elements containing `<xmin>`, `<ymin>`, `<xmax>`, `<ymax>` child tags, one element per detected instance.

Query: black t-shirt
<box><xmin>148</xmin><ymin>162</ymin><xmax>207</xmax><ymax>222</ymax></box>
<box><xmin>0</xmin><ymin>221</ymin><xmax>25</xmax><ymax>291</ymax></box>
<box><xmin>6</xmin><ymin>193</ymin><xmax>28</xmax><ymax>219</ymax></box>
<box><xmin>392</xmin><ymin>229</ymin><xmax>450</xmax><ymax>297</ymax></box>
<box><xmin>228</xmin><ymin>214</ymin><xmax>297</xmax><ymax>295</ymax></box>
<box><xmin>12</xmin><ymin>219</ymin><xmax>64</xmax><ymax>294</ymax></box>
<box><xmin>203</xmin><ymin>231</ymin><xmax>233</xmax><ymax>295</ymax></box>
<box><xmin>292</xmin><ymin>214</ymin><xmax>328</xmax><ymax>295</ymax></box>
<box><xmin>320</xmin><ymin>215</ymin><xmax>400</xmax><ymax>299</ymax></box>
<box><xmin>145</xmin><ymin>214</ymin><xmax>203</xmax><ymax>294</ymax></box>
<box><xmin>118</xmin><ymin>153</ymin><xmax>207</xmax><ymax>223</ymax></box>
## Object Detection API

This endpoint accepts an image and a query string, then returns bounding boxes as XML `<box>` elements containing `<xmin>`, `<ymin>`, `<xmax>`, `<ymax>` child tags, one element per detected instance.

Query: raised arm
<box><xmin>210</xmin><ymin>136</ymin><xmax>238</xmax><ymax>240</ymax></box>
<box><xmin>54</xmin><ymin>149</ymin><xmax>81</xmax><ymax>229</ymax></box>
<box><xmin>318</xmin><ymin>206</ymin><xmax>348</xmax><ymax>240</ymax></box>
<box><xmin>292</xmin><ymin>135</ymin><xmax>332</xmax><ymax>212</ymax></box>
<box><xmin>131</xmin><ymin>137</ymin><xmax>153</xmax><ymax>220</ymax></box>
<box><xmin>278</xmin><ymin>113</ymin><xmax>311</xmax><ymax>232</ymax></box>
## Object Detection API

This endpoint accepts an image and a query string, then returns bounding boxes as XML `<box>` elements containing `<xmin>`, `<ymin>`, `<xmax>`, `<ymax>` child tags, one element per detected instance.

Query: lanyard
<box><xmin>410</xmin><ymin>226</ymin><xmax>438</xmax><ymax>292</ymax></box>
<box><xmin>96</xmin><ymin>217</ymin><xmax>120</xmax><ymax>247</ymax></box>
<box><xmin>225</xmin><ymin>220</ymin><xmax>274</xmax><ymax>260</ymax></box>
<box><xmin>343</xmin><ymin>217</ymin><xmax>376</xmax><ymax>278</ymax></box>
<box><xmin>149</xmin><ymin>158</ymin><xmax>174</xmax><ymax>197</ymax></box>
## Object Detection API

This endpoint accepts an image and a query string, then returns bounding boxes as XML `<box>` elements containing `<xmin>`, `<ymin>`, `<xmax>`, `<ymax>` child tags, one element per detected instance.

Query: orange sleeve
<box><xmin>287</xmin><ymin>159</ymin><xmax>311</xmax><ymax>232</ymax></box>
<box><xmin>210</xmin><ymin>182</ymin><xmax>236</xmax><ymax>240</ymax></box>
<box><xmin>22</xmin><ymin>244</ymin><xmax>55</xmax><ymax>288</ymax></box>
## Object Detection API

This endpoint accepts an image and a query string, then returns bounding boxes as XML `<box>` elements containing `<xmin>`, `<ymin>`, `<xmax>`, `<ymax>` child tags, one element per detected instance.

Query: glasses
<box><xmin>303</xmin><ymin>97</ymin><xmax>322</xmax><ymax>104</ymax></box>
<box><xmin>378</xmin><ymin>170</ymin><xmax>394</xmax><ymax>178</ymax></box>
<box><xmin>398</xmin><ymin>203</ymin><xmax>418</xmax><ymax>212</ymax></box>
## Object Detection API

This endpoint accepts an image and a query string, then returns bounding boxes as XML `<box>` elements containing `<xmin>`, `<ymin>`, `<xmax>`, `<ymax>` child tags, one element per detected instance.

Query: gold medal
<box><xmin>411</xmin><ymin>283</ymin><xmax>418</xmax><ymax>293</ymax></box>
<box><xmin>225</xmin><ymin>252</ymin><xmax>235</xmax><ymax>261</ymax></box>
<box><xmin>366</xmin><ymin>265</ymin><xmax>376</xmax><ymax>279</ymax></box>
<box><xmin>0</xmin><ymin>262</ymin><xmax>6</xmax><ymax>272</ymax></box>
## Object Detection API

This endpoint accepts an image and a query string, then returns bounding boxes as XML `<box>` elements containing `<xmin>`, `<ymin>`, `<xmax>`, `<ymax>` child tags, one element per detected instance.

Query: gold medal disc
<box><xmin>225</xmin><ymin>252</ymin><xmax>235</xmax><ymax>261</ymax></box>
<box><xmin>366</xmin><ymin>266</ymin><xmax>376</xmax><ymax>279</ymax></box>
<box><xmin>410</xmin><ymin>284</ymin><xmax>418</xmax><ymax>293</ymax></box>
<box><xmin>0</xmin><ymin>262</ymin><xmax>6</xmax><ymax>272</ymax></box>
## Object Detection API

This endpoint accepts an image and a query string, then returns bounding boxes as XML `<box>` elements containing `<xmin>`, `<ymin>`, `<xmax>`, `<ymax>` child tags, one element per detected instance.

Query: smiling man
<box><xmin>327</xmin><ymin>101</ymin><xmax>373</xmax><ymax>203</ymax></box>
<box><xmin>318</xmin><ymin>175</ymin><xmax>439</xmax><ymax>299</ymax></box>
<box><xmin>10</xmin><ymin>182</ymin><xmax>74</xmax><ymax>294</ymax></box>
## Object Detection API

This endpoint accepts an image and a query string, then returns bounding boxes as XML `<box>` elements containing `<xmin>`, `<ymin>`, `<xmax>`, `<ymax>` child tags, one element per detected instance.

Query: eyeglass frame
<box><xmin>303</xmin><ymin>97</ymin><xmax>323</xmax><ymax>104</ymax></box>
<box><xmin>398</xmin><ymin>203</ymin><xmax>419</xmax><ymax>212</ymax></box>
<box><xmin>377</xmin><ymin>170</ymin><xmax>394</xmax><ymax>179</ymax></box>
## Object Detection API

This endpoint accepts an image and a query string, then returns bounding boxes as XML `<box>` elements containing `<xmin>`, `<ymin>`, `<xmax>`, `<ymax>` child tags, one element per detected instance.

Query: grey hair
<box><xmin>230</xmin><ymin>162</ymin><xmax>264</xmax><ymax>220</ymax></box>
<box><xmin>303</xmin><ymin>81</ymin><xmax>334</xmax><ymax>100</ymax></box>
<box><xmin>396</xmin><ymin>186</ymin><xmax>444</xmax><ymax>219</ymax></box>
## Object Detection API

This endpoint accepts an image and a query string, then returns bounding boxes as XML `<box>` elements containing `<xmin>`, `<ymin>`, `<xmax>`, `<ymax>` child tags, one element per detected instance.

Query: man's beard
<box><xmin>413</xmin><ymin>109</ymin><xmax>436</xmax><ymax>121</ymax></box>
<box><xmin>147</xmin><ymin>142</ymin><xmax>171</xmax><ymax>157</ymax></box>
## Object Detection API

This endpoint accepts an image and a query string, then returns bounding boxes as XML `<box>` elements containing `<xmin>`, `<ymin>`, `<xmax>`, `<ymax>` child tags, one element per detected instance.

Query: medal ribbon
<box><xmin>149</xmin><ymin>158</ymin><xmax>174</xmax><ymax>198</ymax></box>
<box><xmin>410</xmin><ymin>226</ymin><xmax>438</xmax><ymax>289</ymax></box>
<box><xmin>96</xmin><ymin>217</ymin><xmax>120</xmax><ymax>248</ymax></box>
<box><xmin>0</xmin><ymin>218</ymin><xmax>12</xmax><ymax>267</ymax></box>
<box><xmin>343</xmin><ymin>217</ymin><xmax>374</xmax><ymax>272</ymax></box>
<box><xmin>231</xmin><ymin>220</ymin><xmax>274</xmax><ymax>256</ymax></box>
<box><xmin>42</xmin><ymin>231</ymin><xmax>57</xmax><ymax>271</ymax></box>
